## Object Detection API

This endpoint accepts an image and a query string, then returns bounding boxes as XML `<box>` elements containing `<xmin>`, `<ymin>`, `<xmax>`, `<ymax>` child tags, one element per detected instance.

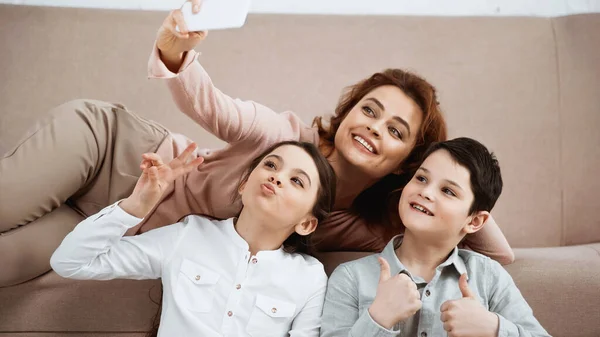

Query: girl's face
<box><xmin>239</xmin><ymin>145</ymin><xmax>321</xmax><ymax>233</ymax></box>
<box><xmin>333</xmin><ymin>85</ymin><xmax>423</xmax><ymax>178</ymax></box>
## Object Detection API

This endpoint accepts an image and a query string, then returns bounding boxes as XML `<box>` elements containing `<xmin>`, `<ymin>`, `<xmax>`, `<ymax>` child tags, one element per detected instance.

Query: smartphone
<box><xmin>178</xmin><ymin>0</ymin><xmax>252</xmax><ymax>32</ymax></box>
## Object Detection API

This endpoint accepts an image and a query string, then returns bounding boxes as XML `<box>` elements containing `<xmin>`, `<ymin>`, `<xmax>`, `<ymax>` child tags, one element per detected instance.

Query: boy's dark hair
<box><xmin>422</xmin><ymin>137</ymin><xmax>503</xmax><ymax>214</ymax></box>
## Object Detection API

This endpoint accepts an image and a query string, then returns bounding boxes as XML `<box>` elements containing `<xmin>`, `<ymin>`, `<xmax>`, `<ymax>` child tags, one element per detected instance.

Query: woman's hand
<box><xmin>156</xmin><ymin>0</ymin><xmax>208</xmax><ymax>72</ymax></box>
<box><xmin>120</xmin><ymin>143</ymin><xmax>204</xmax><ymax>218</ymax></box>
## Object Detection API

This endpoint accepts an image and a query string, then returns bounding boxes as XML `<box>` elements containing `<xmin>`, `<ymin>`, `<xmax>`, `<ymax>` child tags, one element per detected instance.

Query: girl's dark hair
<box><xmin>313</xmin><ymin>69</ymin><xmax>447</xmax><ymax>237</ymax></box>
<box><xmin>146</xmin><ymin>140</ymin><xmax>336</xmax><ymax>337</ymax></box>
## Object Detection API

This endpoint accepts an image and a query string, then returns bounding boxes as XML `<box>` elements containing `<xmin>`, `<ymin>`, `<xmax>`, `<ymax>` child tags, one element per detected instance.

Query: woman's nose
<box><xmin>366</xmin><ymin>125</ymin><xmax>381</xmax><ymax>138</ymax></box>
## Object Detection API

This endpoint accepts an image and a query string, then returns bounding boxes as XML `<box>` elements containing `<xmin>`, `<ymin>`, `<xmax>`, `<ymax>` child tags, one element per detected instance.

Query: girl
<box><xmin>51</xmin><ymin>140</ymin><xmax>336</xmax><ymax>336</ymax></box>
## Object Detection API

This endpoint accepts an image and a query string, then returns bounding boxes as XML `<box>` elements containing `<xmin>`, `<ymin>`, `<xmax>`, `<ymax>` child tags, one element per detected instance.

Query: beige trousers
<box><xmin>0</xmin><ymin>100</ymin><xmax>170</xmax><ymax>287</ymax></box>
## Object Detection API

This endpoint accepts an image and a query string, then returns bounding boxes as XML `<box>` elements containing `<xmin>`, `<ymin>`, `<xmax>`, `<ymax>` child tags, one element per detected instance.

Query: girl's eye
<box><xmin>443</xmin><ymin>188</ymin><xmax>457</xmax><ymax>197</ymax></box>
<box><xmin>416</xmin><ymin>175</ymin><xmax>426</xmax><ymax>183</ymax></box>
<box><xmin>389</xmin><ymin>126</ymin><xmax>403</xmax><ymax>140</ymax></box>
<box><xmin>264</xmin><ymin>160</ymin><xmax>276</xmax><ymax>169</ymax></box>
<box><xmin>363</xmin><ymin>106</ymin><xmax>375</xmax><ymax>116</ymax></box>
<box><xmin>291</xmin><ymin>177</ymin><xmax>304</xmax><ymax>188</ymax></box>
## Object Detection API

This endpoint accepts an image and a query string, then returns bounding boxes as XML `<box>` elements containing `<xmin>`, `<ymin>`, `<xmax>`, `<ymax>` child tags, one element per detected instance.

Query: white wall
<box><xmin>1</xmin><ymin>0</ymin><xmax>599</xmax><ymax>16</ymax></box>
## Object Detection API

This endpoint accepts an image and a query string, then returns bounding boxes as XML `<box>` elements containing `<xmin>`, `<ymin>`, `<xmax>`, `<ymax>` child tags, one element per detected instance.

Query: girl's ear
<box><xmin>295</xmin><ymin>217</ymin><xmax>318</xmax><ymax>236</ymax></box>
<box><xmin>238</xmin><ymin>180</ymin><xmax>247</xmax><ymax>195</ymax></box>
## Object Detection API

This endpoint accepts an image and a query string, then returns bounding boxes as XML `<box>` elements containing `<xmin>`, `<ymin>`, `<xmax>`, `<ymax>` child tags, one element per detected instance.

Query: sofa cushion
<box><xmin>0</xmin><ymin>272</ymin><xmax>160</xmax><ymax>332</ymax></box>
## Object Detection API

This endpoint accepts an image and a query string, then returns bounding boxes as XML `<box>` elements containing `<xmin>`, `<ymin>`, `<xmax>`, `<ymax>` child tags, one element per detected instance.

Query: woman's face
<box><xmin>240</xmin><ymin>145</ymin><xmax>321</xmax><ymax>231</ymax></box>
<box><xmin>333</xmin><ymin>85</ymin><xmax>423</xmax><ymax>178</ymax></box>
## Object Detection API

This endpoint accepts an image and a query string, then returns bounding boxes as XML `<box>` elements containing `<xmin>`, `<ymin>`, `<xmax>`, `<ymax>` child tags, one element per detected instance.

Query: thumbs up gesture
<box><xmin>440</xmin><ymin>274</ymin><xmax>499</xmax><ymax>337</ymax></box>
<box><xmin>367</xmin><ymin>257</ymin><xmax>422</xmax><ymax>329</ymax></box>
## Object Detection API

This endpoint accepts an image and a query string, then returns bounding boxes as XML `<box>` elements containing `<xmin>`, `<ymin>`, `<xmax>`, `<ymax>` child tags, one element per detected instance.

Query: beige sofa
<box><xmin>1</xmin><ymin>4</ymin><xmax>599</xmax><ymax>337</ymax></box>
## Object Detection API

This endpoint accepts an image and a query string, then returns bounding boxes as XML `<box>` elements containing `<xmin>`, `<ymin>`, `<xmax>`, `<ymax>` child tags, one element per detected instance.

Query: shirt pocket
<box><xmin>174</xmin><ymin>258</ymin><xmax>220</xmax><ymax>313</ymax></box>
<box><xmin>246</xmin><ymin>294</ymin><xmax>297</xmax><ymax>337</ymax></box>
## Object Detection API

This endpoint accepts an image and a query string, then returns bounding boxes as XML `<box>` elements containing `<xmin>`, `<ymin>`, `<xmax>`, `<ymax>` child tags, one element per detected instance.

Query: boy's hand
<box><xmin>368</xmin><ymin>257</ymin><xmax>422</xmax><ymax>329</ymax></box>
<box><xmin>120</xmin><ymin>143</ymin><xmax>204</xmax><ymax>218</ymax></box>
<box><xmin>440</xmin><ymin>273</ymin><xmax>499</xmax><ymax>337</ymax></box>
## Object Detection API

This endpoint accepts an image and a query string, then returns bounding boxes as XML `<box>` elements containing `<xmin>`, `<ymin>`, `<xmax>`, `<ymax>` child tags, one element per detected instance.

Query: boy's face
<box><xmin>399</xmin><ymin>149</ymin><xmax>488</xmax><ymax>243</ymax></box>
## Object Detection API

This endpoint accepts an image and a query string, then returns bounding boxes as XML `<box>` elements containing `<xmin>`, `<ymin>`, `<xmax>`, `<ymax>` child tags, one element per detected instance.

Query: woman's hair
<box><xmin>313</xmin><ymin>69</ymin><xmax>447</xmax><ymax>236</ymax></box>
<box><xmin>147</xmin><ymin>141</ymin><xmax>336</xmax><ymax>337</ymax></box>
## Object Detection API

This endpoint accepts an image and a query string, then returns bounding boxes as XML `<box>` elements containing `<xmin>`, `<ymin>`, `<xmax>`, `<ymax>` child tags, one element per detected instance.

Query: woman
<box><xmin>0</xmin><ymin>0</ymin><xmax>513</xmax><ymax>287</ymax></box>
<box><xmin>51</xmin><ymin>140</ymin><xmax>336</xmax><ymax>336</ymax></box>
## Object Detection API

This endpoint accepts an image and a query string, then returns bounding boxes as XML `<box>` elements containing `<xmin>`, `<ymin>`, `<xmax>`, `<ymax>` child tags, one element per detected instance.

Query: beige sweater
<box><xmin>134</xmin><ymin>45</ymin><xmax>513</xmax><ymax>263</ymax></box>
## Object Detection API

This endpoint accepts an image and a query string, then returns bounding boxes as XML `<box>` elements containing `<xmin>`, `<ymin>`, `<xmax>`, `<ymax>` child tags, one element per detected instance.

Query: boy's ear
<box><xmin>463</xmin><ymin>211</ymin><xmax>489</xmax><ymax>235</ymax></box>
<box><xmin>295</xmin><ymin>217</ymin><xmax>318</xmax><ymax>236</ymax></box>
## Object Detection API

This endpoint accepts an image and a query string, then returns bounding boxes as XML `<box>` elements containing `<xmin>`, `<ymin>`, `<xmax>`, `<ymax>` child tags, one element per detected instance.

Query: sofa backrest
<box><xmin>1</xmin><ymin>5</ymin><xmax>598</xmax><ymax>248</ymax></box>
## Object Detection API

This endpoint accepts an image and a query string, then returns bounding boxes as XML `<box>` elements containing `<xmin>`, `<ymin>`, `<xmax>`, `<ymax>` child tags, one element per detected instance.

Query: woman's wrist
<box><xmin>158</xmin><ymin>49</ymin><xmax>186</xmax><ymax>73</ymax></box>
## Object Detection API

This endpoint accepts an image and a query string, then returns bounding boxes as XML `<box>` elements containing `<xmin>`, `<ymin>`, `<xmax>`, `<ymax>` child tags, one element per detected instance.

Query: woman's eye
<box><xmin>443</xmin><ymin>188</ymin><xmax>456</xmax><ymax>197</ymax></box>
<box><xmin>264</xmin><ymin>160</ymin><xmax>276</xmax><ymax>169</ymax></box>
<box><xmin>291</xmin><ymin>177</ymin><xmax>304</xmax><ymax>188</ymax></box>
<box><xmin>416</xmin><ymin>175</ymin><xmax>426</xmax><ymax>183</ymax></box>
<box><xmin>389</xmin><ymin>126</ymin><xmax>403</xmax><ymax>140</ymax></box>
<box><xmin>362</xmin><ymin>106</ymin><xmax>375</xmax><ymax>116</ymax></box>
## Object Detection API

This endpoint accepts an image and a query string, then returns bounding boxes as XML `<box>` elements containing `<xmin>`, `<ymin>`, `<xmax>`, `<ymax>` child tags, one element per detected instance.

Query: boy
<box><xmin>320</xmin><ymin>138</ymin><xmax>549</xmax><ymax>337</ymax></box>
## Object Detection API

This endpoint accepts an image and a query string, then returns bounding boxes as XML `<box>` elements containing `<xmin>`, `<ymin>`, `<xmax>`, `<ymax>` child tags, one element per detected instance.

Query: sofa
<box><xmin>0</xmin><ymin>4</ymin><xmax>599</xmax><ymax>336</ymax></box>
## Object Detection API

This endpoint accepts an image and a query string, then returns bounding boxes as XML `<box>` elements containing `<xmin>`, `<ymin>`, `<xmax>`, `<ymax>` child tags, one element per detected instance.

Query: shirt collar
<box><xmin>222</xmin><ymin>218</ymin><xmax>286</xmax><ymax>259</ymax></box>
<box><xmin>380</xmin><ymin>235</ymin><xmax>469</xmax><ymax>280</ymax></box>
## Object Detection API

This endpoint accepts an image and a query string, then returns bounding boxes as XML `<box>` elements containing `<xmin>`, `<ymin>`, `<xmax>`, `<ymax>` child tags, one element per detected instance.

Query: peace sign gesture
<box><xmin>120</xmin><ymin>143</ymin><xmax>204</xmax><ymax>218</ymax></box>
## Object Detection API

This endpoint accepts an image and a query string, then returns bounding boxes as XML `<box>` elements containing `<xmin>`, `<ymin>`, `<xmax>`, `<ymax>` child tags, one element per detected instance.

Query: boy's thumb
<box><xmin>378</xmin><ymin>257</ymin><xmax>391</xmax><ymax>283</ymax></box>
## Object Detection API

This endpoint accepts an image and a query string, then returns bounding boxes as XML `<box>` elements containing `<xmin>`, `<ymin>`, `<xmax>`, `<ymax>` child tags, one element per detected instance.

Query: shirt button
<box><xmin>271</xmin><ymin>307</ymin><xmax>277</xmax><ymax>314</ymax></box>
<box><xmin>425</xmin><ymin>290</ymin><xmax>431</xmax><ymax>297</ymax></box>
<box><xmin>227</xmin><ymin>311</ymin><xmax>233</xmax><ymax>317</ymax></box>
<box><xmin>251</xmin><ymin>258</ymin><xmax>258</xmax><ymax>264</ymax></box>
<box><xmin>235</xmin><ymin>284</ymin><xmax>241</xmax><ymax>290</ymax></box>
<box><xmin>421</xmin><ymin>332</ymin><xmax>427</xmax><ymax>337</ymax></box>
<box><xmin>195</xmin><ymin>275</ymin><xmax>201</xmax><ymax>281</ymax></box>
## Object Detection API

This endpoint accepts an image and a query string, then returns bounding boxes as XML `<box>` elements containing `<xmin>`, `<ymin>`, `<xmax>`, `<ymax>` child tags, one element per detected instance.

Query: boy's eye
<box><xmin>388</xmin><ymin>126</ymin><xmax>403</xmax><ymax>140</ymax></box>
<box><xmin>442</xmin><ymin>188</ymin><xmax>456</xmax><ymax>197</ymax></box>
<box><xmin>264</xmin><ymin>160</ymin><xmax>277</xmax><ymax>169</ymax></box>
<box><xmin>291</xmin><ymin>177</ymin><xmax>304</xmax><ymax>188</ymax></box>
<box><xmin>362</xmin><ymin>106</ymin><xmax>375</xmax><ymax>116</ymax></box>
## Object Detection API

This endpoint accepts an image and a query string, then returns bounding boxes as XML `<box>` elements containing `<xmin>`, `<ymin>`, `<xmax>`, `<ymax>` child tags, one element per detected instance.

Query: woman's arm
<box><xmin>50</xmin><ymin>202</ymin><xmax>183</xmax><ymax>280</ymax></box>
<box><xmin>462</xmin><ymin>214</ymin><xmax>515</xmax><ymax>265</ymax></box>
<box><xmin>148</xmin><ymin>46</ymin><xmax>309</xmax><ymax>146</ymax></box>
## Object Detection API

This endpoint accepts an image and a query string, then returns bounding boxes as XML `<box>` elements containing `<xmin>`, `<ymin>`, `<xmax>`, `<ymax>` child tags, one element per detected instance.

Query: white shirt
<box><xmin>50</xmin><ymin>202</ymin><xmax>328</xmax><ymax>337</ymax></box>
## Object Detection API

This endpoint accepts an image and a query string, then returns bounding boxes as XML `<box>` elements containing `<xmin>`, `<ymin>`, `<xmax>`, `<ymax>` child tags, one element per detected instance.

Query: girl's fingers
<box><xmin>147</xmin><ymin>166</ymin><xmax>159</xmax><ymax>184</ymax></box>
<box><xmin>177</xmin><ymin>142</ymin><xmax>198</xmax><ymax>163</ymax></box>
<box><xmin>184</xmin><ymin>157</ymin><xmax>204</xmax><ymax>173</ymax></box>
<box><xmin>142</xmin><ymin>153</ymin><xmax>165</xmax><ymax>167</ymax></box>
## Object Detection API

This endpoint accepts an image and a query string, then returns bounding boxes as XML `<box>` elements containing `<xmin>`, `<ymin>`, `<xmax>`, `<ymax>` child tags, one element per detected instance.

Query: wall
<box><xmin>1</xmin><ymin>0</ymin><xmax>600</xmax><ymax>16</ymax></box>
